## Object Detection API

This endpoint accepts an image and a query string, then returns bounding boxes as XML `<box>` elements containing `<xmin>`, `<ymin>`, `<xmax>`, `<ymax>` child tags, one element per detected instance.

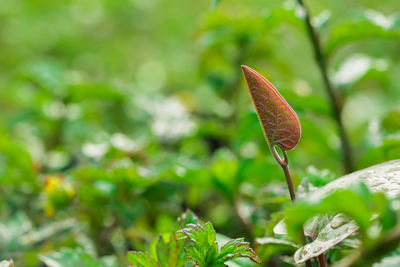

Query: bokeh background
<box><xmin>0</xmin><ymin>0</ymin><xmax>399</xmax><ymax>265</ymax></box>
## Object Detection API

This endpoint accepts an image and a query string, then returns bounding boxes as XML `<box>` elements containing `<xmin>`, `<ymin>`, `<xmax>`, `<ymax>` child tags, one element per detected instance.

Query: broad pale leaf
<box><xmin>241</xmin><ymin>65</ymin><xmax>301</xmax><ymax>151</ymax></box>
<box><xmin>290</xmin><ymin>160</ymin><xmax>400</xmax><ymax>263</ymax></box>
<box><xmin>294</xmin><ymin>214</ymin><xmax>359</xmax><ymax>264</ymax></box>
<box><xmin>306</xmin><ymin>159</ymin><xmax>400</xmax><ymax>202</ymax></box>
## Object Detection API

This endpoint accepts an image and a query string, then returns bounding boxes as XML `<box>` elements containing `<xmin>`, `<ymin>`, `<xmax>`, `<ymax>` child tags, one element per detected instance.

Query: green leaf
<box><xmin>130</xmin><ymin>210</ymin><xmax>199</xmax><ymax>267</ymax></box>
<box><xmin>172</xmin><ymin>210</ymin><xmax>201</xmax><ymax>233</ymax></box>
<box><xmin>127</xmin><ymin>252</ymin><xmax>159</xmax><ymax>267</ymax></box>
<box><xmin>21</xmin><ymin>218</ymin><xmax>76</xmax><ymax>245</ymax></box>
<box><xmin>210</xmin><ymin>0</ymin><xmax>221</xmax><ymax>11</ymax></box>
<box><xmin>178</xmin><ymin>223</ymin><xmax>217</xmax><ymax>256</ymax></box>
<box><xmin>285</xmin><ymin>188</ymin><xmax>379</xmax><ymax>244</ymax></box>
<box><xmin>255</xmin><ymin>237</ymin><xmax>298</xmax><ymax>263</ymax></box>
<box><xmin>211</xmin><ymin>149</ymin><xmax>239</xmax><ymax>197</ymax></box>
<box><xmin>155</xmin><ymin>235</ymin><xmax>186</xmax><ymax>267</ymax></box>
<box><xmin>301</xmin><ymin>166</ymin><xmax>336</xmax><ymax>188</ymax></box>
<box><xmin>178</xmin><ymin>223</ymin><xmax>260</xmax><ymax>266</ymax></box>
<box><xmin>40</xmin><ymin>248</ymin><xmax>117</xmax><ymax>267</ymax></box>
<box><xmin>281</xmin><ymin>160</ymin><xmax>400</xmax><ymax>263</ymax></box>
<box><xmin>294</xmin><ymin>214</ymin><xmax>359</xmax><ymax>264</ymax></box>
<box><xmin>306</xmin><ymin>160</ymin><xmax>400</xmax><ymax>202</ymax></box>
<box><xmin>325</xmin><ymin>11</ymin><xmax>400</xmax><ymax>56</ymax></box>
<box><xmin>217</xmin><ymin>238</ymin><xmax>261</xmax><ymax>264</ymax></box>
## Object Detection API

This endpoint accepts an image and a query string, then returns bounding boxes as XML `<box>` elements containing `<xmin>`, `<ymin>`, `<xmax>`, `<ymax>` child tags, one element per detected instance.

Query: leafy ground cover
<box><xmin>0</xmin><ymin>0</ymin><xmax>399</xmax><ymax>266</ymax></box>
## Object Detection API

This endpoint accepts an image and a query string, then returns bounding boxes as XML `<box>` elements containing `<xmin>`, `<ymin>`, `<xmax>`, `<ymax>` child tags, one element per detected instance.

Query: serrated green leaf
<box><xmin>217</xmin><ymin>238</ymin><xmax>261</xmax><ymax>264</ymax></box>
<box><xmin>184</xmin><ymin>246</ymin><xmax>207</xmax><ymax>266</ymax></box>
<box><xmin>179</xmin><ymin>223</ymin><xmax>217</xmax><ymax>248</ymax></box>
<box><xmin>155</xmin><ymin>234</ymin><xmax>186</xmax><ymax>267</ymax></box>
<box><xmin>127</xmin><ymin>252</ymin><xmax>158</xmax><ymax>267</ymax></box>
<box><xmin>178</xmin><ymin>223</ymin><xmax>219</xmax><ymax>265</ymax></box>
<box><xmin>178</xmin><ymin>222</ymin><xmax>260</xmax><ymax>266</ymax></box>
<box><xmin>173</xmin><ymin>210</ymin><xmax>200</xmax><ymax>232</ymax></box>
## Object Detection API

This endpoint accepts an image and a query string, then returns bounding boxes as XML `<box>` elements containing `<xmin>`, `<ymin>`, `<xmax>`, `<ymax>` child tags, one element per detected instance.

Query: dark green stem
<box><xmin>296</xmin><ymin>0</ymin><xmax>354</xmax><ymax>173</ymax></box>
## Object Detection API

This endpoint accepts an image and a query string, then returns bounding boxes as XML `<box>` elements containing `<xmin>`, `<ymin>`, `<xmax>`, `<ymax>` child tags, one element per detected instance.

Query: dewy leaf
<box><xmin>294</xmin><ymin>214</ymin><xmax>359</xmax><ymax>264</ymax></box>
<box><xmin>283</xmin><ymin>160</ymin><xmax>400</xmax><ymax>264</ymax></box>
<box><xmin>306</xmin><ymin>159</ymin><xmax>400</xmax><ymax>202</ymax></box>
<box><xmin>241</xmin><ymin>65</ymin><xmax>301</xmax><ymax>151</ymax></box>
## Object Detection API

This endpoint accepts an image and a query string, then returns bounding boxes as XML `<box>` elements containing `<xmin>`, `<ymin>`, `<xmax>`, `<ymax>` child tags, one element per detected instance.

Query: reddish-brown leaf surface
<box><xmin>241</xmin><ymin>65</ymin><xmax>301</xmax><ymax>151</ymax></box>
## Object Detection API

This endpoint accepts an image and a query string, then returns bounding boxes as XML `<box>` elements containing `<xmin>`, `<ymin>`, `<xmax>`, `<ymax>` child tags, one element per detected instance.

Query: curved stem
<box><xmin>271</xmin><ymin>145</ymin><xmax>296</xmax><ymax>202</ymax></box>
<box><xmin>296</xmin><ymin>0</ymin><xmax>354</xmax><ymax>173</ymax></box>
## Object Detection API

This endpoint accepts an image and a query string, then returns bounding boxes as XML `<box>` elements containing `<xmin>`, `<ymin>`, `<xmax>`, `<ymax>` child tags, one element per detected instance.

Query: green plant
<box><xmin>0</xmin><ymin>0</ymin><xmax>399</xmax><ymax>266</ymax></box>
<box><xmin>127</xmin><ymin>211</ymin><xmax>260</xmax><ymax>266</ymax></box>
<box><xmin>241</xmin><ymin>65</ymin><xmax>322</xmax><ymax>266</ymax></box>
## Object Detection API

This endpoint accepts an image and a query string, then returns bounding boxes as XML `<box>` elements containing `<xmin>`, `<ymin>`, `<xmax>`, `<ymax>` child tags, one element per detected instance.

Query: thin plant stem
<box><xmin>296</xmin><ymin>0</ymin><xmax>354</xmax><ymax>173</ymax></box>
<box><xmin>271</xmin><ymin>145</ymin><xmax>313</xmax><ymax>267</ymax></box>
<box><xmin>272</xmin><ymin>146</ymin><xmax>328</xmax><ymax>266</ymax></box>
<box><xmin>271</xmin><ymin>145</ymin><xmax>296</xmax><ymax>202</ymax></box>
<box><xmin>318</xmin><ymin>253</ymin><xmax>327</xmax><ymax>267</ymax></box>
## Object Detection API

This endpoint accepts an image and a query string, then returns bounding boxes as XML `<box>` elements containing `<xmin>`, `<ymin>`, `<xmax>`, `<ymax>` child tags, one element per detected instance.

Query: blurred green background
<box><xmin>0</xmin><ymin>0</ymin><xmax>399</xmax><ymax>266</ymax></box>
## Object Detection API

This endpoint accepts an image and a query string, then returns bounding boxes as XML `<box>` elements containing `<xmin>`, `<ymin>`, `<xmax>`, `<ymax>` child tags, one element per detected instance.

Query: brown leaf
<box><xmin>241</xmin><ymin>65</ymin><xmax>301</xmax><ymax>151</ymax></box>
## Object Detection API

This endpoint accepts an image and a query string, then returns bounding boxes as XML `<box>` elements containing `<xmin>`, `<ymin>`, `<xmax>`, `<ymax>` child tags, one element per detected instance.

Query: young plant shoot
<box><xmin>241</xmin><ymin>65</ymin><xmax>301</xmax><ymax>201</ymax></box>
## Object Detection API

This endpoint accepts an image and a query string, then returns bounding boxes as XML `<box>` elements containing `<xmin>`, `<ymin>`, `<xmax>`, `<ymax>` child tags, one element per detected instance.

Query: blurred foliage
<box><xmin>0</xmin><ymin>0</ymin><xmax>399</xmax><ymax>266</ymax></box>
